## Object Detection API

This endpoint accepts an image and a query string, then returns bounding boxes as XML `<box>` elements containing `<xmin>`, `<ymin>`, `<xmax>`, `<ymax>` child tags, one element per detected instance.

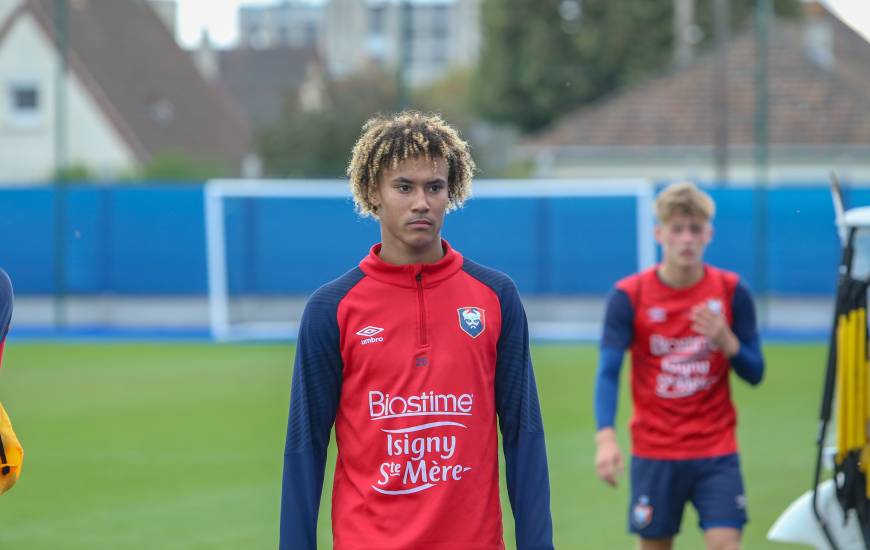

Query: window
<box><xmin>431</xmin><ymin>5</ymin><xmax>449</xmax><ymax>40</ymax></box>
<box><xmin>277</xmin><ymin>25</ymin><xmax>289</xmax><ymax>46</ymax></box>
<box><xmin>148</xmin><ymin>98</ymin><xmax>175</xmax><ymax>128</ymax></box>
<box><xmin>367</xmin><ymin>4</ymin><xmax>388</xmax><ymax>62</ymax></box>
<box><xmin>431</xmin><ymin>42</ymin><xmax>448</xmax><ymax>65</ymax></box>
<box><xmin>244</xmin><ymin>24</ymin><xmax>261</xmax><ymax>47</ymax></box>
<box><xmin>304</xmin><ymin>21</ymin><xmax>317</xmax><ymax>45</ymax></box>
<box><xmin>366</xmin><ymin>35</ymin><xmax>387</xmax><ymax>63</ymax></box>
<box><xmin>8</xmin><ymin>82</ymin><xmax>40</xmax><ymax>126</ymax></box>
<box><xmin>13</xmin><ymin>87</ymin><xmax>36</xmax><ymax>110</ymax></box>
<box><xmin>368</xmin><ymin>5</ymin><xmax>385</xmax><ymax>35</ymax></box>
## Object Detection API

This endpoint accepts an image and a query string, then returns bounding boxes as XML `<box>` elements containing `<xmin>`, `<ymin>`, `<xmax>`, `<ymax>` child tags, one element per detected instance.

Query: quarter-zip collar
<box><xmin>359</xmin><ymin>239</ymin><xmax>464</xmax><ymax>289</ymax></box>
<box><xmin>653</xmin><ymin>263</ymin><xmax>709</xmax><ymax>294</ymax></box>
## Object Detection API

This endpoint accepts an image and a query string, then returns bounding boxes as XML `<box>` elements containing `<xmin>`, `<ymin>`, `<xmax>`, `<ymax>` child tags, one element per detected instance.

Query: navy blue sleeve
<box><xmin>280</xmin><ymin>268</ymin><xmax>363</xmax><ymax>550</ymax></box>
<box><xmin>0</xmin><ymin>269</ymin><xmax>12</xmax><ymax>342</ymax></box>
<box><xmin>0</xmin><ymin>269</ymin><xmax>12</xmax><ymax>367</ymax></box>
<box><xmin>594</xmin><ymin>290</ymin><xmax>632</xmax><ymax>430</ymax></box>
<box><xmin>595</xmin><ymin>348</ymin><xmax>625</xmax><ymax>430</ymax></box>
<box><xmin>463</xmin><ymin>260</ymin><xmax>553</xmax><ymax>550</ymax></box>
<box><xmin>600</xmin><ymin>289</ymin><xmax>633</xmax><ymax>350</ymax></box>
<box><xmin>729</xmin><ymin>281</ymin><xmax>764</xmax><ymax>385</ymax></box>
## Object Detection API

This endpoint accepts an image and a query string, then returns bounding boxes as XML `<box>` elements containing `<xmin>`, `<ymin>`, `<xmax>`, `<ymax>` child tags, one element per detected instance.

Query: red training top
<box><xmin>617</xmin><ymin>265</ymin><xmax>739</xmax><ymax>459</ymax></box>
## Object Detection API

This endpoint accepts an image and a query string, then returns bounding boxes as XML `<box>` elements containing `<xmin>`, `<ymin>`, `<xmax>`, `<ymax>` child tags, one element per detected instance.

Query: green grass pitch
<box><xmin>0</xmin><ymin>342</ymin><xmax>823</xmax><ymax>548</ymax></box>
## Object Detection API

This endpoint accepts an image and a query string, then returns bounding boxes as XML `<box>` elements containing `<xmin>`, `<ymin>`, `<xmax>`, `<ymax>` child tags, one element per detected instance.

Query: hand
<box><xmin>690</xmin><ymin>303</ymin><xmax>739</xmax><ymax>357</ymax></box>
<box><xmin>595</xmin><ymin>428</ymin><xmax>624</xmax><ymax>487</ymax></box>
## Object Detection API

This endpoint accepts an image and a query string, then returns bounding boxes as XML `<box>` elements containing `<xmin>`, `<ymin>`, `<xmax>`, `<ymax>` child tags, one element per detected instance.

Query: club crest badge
<box><xmin>632</xmin><ymin>495</ymin><xmax>653</xmax><ymax>529</ymax></box>
<box><xmin>457</xmin><ymin>307</ymin><xmax>486</xmax><ymax>338</ymax></box>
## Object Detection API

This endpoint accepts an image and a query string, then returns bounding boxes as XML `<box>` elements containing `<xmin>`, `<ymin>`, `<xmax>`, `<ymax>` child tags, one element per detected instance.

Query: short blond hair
<box><xmin>346</xmin><ymin>111</ymin><xmax>475</xmax><ymax>218</ymax></box>
<box><xmin>655</xmin><ymin>181</ymin><xmax>715</xmax><ymax>223</ymax></box>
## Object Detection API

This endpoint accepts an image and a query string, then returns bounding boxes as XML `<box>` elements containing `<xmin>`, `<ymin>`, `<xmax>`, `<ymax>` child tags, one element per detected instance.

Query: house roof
<box><xmin>527</xmin><ymin>8</ymin><xmax>870</xmax><ymax>150</ymax></box>
<box><xmin>4</xmin><ymin>0</ymin><xmax>251</xmax><ymax>172</ymax></box>
<box><xmin>218</xmin><ymin>45</ymin><xmax>319</xmax><ymax>126</ymax></box>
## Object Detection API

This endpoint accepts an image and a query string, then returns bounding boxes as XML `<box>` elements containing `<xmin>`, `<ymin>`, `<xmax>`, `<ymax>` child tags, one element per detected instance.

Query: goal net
<box><xmin>204</xmin><ymin>178</ymin><xmax>656</xmax><ymax>341</ymax></box>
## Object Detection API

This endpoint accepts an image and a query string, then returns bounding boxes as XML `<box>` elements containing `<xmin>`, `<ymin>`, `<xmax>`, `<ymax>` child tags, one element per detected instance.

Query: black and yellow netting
<box><xmin>834</xmin><ymin>277</ymin><xmax>870</xmax><ymax>500</ymax></box>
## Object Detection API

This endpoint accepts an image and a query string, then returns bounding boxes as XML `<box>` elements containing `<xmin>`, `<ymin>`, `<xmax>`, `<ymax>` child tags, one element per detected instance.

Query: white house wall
<box><xmin>0</xmin><ymin>12</ymin><xmax>137</xmax><ymax>182</ymax></box>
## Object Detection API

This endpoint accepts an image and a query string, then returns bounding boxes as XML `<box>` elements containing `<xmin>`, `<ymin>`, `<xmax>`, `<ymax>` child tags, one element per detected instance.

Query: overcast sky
<box><xmin>173</xmin><ymin>0</ymin><xmax>870</xmax><ymax>49</ymax></box>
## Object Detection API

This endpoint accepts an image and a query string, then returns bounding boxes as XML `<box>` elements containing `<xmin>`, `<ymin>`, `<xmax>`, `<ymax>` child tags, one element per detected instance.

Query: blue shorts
<box><xmin>628</xmin><ymin>453</ymin><xmax>747</xmax><ymax>538</ymax></box>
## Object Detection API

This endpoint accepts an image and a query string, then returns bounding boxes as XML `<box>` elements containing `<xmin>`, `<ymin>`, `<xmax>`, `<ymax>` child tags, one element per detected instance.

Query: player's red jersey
<box><xmin>617</xmin><ymin>265</ymin><xmax>740</xmax><ymax>460</ymax></box>
<box><xmin>333</xmin><ymin>244</ymin><xmax>504</xmax><ymax>549</ymax></box>
<box><xmin>281</xmin><ymin>240</ymin><xmax>552</xmax><ymax>550</ymax></box>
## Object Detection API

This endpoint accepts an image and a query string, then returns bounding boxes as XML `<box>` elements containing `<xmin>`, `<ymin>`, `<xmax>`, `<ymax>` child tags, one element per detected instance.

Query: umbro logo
<box><xmin>356</xmin><ymin>325</ymin><xmax>385</xmax><ymax>345</ymax></box>
<box><xmin>647</xmin><ymin>307</ymin><xmax>666</xmax><ymax>323</ymax></box>
<box><xmin>356</xmin><ymin>326</ymin><xmax>384</xmax><ymax>337</ymax></box>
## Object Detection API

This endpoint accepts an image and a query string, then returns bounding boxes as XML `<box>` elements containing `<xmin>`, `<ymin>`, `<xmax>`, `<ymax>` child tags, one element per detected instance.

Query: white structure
<box><xmin>768</xmin><ymin>479</ymin><xmax>864</xmax><ymax>549</ymax></box>
<box><xmin>321</xmin><ymin>0</ymin><xmax>481</xmax><ymax>86</ymax></box>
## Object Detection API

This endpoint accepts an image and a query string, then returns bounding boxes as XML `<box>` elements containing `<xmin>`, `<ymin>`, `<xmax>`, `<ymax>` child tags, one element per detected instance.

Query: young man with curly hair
<box><xmin>594</xmin><ymin>182</ymin><xmax>764</xmax><ymax>550</ymax></box>
<box><xmin>280</xmin><ymin>112</ymin><xmax>553</xmax><ymax>550</ymax></box>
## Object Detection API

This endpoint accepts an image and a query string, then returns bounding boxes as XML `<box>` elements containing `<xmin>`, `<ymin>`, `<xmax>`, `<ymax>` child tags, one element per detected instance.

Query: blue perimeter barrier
<box><xmin>0</xmin><ymin>182</ymin><xmax>866</xmax><ymax>298</ymax></box>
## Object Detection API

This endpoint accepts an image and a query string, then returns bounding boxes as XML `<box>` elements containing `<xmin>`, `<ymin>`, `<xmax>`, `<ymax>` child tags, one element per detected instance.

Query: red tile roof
<box><xmin>527</xmin><ymin>9</ymin><xmax>870</xmax><ymax>149</ymax></box>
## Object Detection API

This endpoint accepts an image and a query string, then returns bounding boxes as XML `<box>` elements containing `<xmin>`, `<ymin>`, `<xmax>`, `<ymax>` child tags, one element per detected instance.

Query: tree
<box><xmin>694</xmin><ymin>0</ymin><xmax>801</xmax><ymax>37</ymax></box>
<box><xmin>573</xmin><ymin>0</ymin><xmax>673</xmax><ymax>100</ymax></box>
<box><xmin>472</xmin><ymin>0</ymin><xmax>588</xmax><ymax>133</ymax></box>
<box><xmin>259</xmin><ymin>67</ymin><xmax>481</xmax><ymax>178</ymax></box>
<box><xmin>138</xmin><ymin>152</ymin><xmax>229</xmax><ymax>181</ymax></box>
<box><xmin>473</xmin><ymin>0</ymin><xmax>802</xmax><ymax>133</ymax></box>
<box><xmin>257</xmin><ymin>70</ymin><xmax>397</xmax><ymax>178</ymax></box>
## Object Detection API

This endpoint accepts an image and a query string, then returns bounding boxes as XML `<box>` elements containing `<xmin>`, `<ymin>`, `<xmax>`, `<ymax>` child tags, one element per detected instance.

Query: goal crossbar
<box><xmin>204</xmin><ymin>178</ymin><xmax>656</xmax><ymax>341</ymax></box>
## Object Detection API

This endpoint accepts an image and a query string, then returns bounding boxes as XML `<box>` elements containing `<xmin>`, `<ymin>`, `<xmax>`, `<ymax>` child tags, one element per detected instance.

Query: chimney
<box><xmin>192</xmin><ymin>30</ymin><xmax>219</xmax><ymax>81</ymax></box>
<box><xmin>673</xmin><ymin>0</ymin><xmax>695</xmax><ymax>67</ymax></box>
<box><xmin>803</xmin><ymin>1</ymin><xmax>834</xmax><ymax>70</ymax></box>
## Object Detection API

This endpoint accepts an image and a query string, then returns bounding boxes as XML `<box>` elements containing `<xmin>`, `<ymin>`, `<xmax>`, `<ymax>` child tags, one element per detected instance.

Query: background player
<box><xmin>594</xmin><ymin>181</ymin><xmax>764</xmax><ymax>550</ymax></box>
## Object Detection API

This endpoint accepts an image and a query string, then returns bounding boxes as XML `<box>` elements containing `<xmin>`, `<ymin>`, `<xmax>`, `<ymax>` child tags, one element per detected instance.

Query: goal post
<box><xmin>470</xmin><ymin>178</ymin><xmax>656</xmax><ymax>267</ymax></box>
<box><xmin>204</xmin><ymin>179</ymin><xmax>351</xmax><ymax>341</ymax></box>
<box><xmin>203</xmin><ymin>178</ymin><xmax>656</xmax><ymax>342</ymax></box>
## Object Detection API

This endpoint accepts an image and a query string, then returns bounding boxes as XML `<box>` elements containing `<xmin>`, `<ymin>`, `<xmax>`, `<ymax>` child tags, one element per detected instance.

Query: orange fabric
<box><xmin>0</xmin><ymin>401</ymin><xmax>23</xmax><ymax>495</ymax></box>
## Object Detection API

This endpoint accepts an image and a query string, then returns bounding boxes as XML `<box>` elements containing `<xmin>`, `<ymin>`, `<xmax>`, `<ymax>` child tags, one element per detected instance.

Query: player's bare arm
<box><xmin>595</xmin><ymin>427</ymin><xmax>624</xmax><ymax>487</ymax></box>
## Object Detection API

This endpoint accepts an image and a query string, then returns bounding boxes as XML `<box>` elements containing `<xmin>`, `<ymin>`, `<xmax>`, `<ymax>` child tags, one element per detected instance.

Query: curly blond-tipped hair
<box><xmin>347</xmin><ymin>111</ymin><xmax>475</xmax><ymax>218</ymax></box>
<box><xmin>655</xmin><ymin>181</ymin><xmax>715</xmax><ymax>223</ymax></box>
